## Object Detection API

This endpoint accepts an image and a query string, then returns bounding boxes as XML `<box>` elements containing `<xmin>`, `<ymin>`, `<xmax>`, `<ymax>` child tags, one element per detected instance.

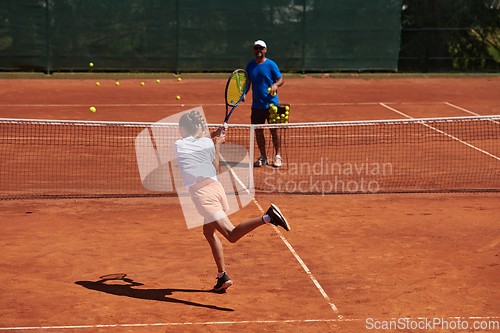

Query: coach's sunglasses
<box><xmin>253</xmin><ymin>46</ymin><xmax>265</xmax><ymax>50</ymax></box>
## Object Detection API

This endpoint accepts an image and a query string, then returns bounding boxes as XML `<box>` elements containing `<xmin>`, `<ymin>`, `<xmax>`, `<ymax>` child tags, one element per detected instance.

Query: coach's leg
<box><xmin>252</xmin><ymin>108</ymin><xmax>268</xmax><ymax>159</ymax></box>
<box><xmin>270</xmin><ymin>128</ymin><xmax>281</xmax><ymax>156</ymax></box>
<box><xmin>255</xmin><ymin>128</ymin><xmax>267</xmax><ymax>158</ymax></box>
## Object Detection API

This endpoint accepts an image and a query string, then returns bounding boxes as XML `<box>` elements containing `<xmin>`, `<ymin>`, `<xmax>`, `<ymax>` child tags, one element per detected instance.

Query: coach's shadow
<box><xmin>75</xmin><ymin>276</ymin><xmax>234</xmax><ymax>312</ymax></box>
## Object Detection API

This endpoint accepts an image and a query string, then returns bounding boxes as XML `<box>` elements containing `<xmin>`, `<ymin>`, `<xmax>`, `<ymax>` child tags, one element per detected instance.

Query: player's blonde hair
<box><xmin>179</xmin><ymin>110</ymin><xmax>207</xmax><ymax>138</ymax></box>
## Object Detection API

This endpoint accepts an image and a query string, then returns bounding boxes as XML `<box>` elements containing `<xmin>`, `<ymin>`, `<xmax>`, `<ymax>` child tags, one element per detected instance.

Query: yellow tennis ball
<box><xmin>115</xmin><ymin>81</ymin><xmax>119</xmax><ymax>86</ymax></box>
<box><xmin>177</xmin><ymin>77</ymin><xmax>182</xmax><ymax>82</ymax></box>
<box><xmin>156</xmin><ymin>79</ymin><xmax>160</xmax><ymax>83</ymax></box>
<box><xmin>267</xmin><ymin>87</ymin><xmax>271</xmax><ymax>93</ymax></box>
<box><xmin>285</xmin><ymin>111</ymin><xmax>289</xmax><ymax>115</ymax></box>
<box><xmin>96</xmin><ymin>82</ymin><xmax>100</xmax><ymax>86</ymax></box>
<box><xmin>176</xmin><ymin>95</ymin><xmax>180</xmax><ymax>100</ymax></box>
<box><xmin>141</xmin><ymin>82</ymin><xmax>145</xmax><ymax>86</ymax></box>
<box><xmin>285</xmin><ymin>106</ymin><xmax>290</xmax><ymax>111</ymax></box>
<box><xmin>89</xmin><ymin>107</ymin><xmax>96</xmax><ymax>113</ymax></box>
<box><xmin>89</xmin><ymin>62</ymin><xmax>94</xmax><ymax>67</ymax></box>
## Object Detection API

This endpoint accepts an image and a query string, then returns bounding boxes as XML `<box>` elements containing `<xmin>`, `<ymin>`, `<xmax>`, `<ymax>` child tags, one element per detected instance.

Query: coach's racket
<box><xmin>223</xmin><ymin>69</ymin><xmax>248</xmax><ymax>128</ymax></box>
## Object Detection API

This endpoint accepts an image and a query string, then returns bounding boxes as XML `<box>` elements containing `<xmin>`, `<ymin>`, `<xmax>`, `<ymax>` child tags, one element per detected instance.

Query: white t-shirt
<box><xmin>174</xmin><ymin>136</ymin><xmax>217</xmax><ymax>188</ymax></box>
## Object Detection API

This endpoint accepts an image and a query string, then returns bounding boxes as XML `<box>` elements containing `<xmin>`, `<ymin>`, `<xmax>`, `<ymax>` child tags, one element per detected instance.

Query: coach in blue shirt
<box><xmin>244</xmin><ymin>40</ymin><xmax>284</xmax><ymax>167</ymax></box>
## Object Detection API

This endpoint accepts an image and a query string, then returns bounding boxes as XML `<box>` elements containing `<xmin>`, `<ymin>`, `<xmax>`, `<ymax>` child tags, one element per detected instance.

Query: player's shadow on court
<box><xmin>75</xmin><ymin>276</ymin><xmax>234</xmax><ymax>312</ymax></box>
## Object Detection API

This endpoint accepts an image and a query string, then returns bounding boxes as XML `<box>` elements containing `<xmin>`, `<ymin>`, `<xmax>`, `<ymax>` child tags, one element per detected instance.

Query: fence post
<box><xmin>45</xmin><ymin>0</ymin><xmax>50</xmax><ymax>74</ymax></box>
<box><xmin>176</xmin><ymin>0</ymin><xmax>180</xmax><ymax>75</ymax></box>
<box><xmin>302</xmin><ymin>0</ymin><xmax>306</xmax><ymax>74</ymax></box>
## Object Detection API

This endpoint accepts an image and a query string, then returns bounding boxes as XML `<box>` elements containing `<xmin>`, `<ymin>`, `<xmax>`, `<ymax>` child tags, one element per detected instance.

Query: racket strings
<box><xmin>226</xmin><ymin>73</ymin><xmax>247</xmax><ymax>106</ymax></box>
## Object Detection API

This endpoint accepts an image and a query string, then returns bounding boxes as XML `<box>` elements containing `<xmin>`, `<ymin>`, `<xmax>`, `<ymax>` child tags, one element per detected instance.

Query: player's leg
<box><xmin>210</xmin><ymin>206</ymin><xmax>290</xmax><ymax>243</ymax></box>
<box><xmin>203</xmin><ymin>221</ymin><xmax>226</xmax><ymax>273</ymax></box>
<box><xmin>203</xmin><ymin>206</ymin><xmax>290</xmax><ymax>291</ymax></box>
<box><xmin>203</xmin><ymin>221</ymin><xmax>233</xmax><ymax>291</ymax></box>
<box><xmin>203</xmin><ymin>214</ymin><xmax>263</xmax><ymax>291</ymax></box>
<box><xmin>213</xmin><ymin>214</ymin><xmax>265</xmax><ymax>243</ymax></box>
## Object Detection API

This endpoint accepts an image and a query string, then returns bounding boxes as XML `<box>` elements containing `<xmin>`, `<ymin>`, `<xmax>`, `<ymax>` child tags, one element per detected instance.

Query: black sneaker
<box><xmin>213</xmin><ymin>272</ymin><xmax>233</xmax><ymax>291</ymax></box>
<box><xmin>254</xmin><ymin>156</ymin><xmax>268</xmax><ymax>167</ymax></box>
<box><xmin>266</xmin><ymin>204</ymin><xmax>291</xmax><ymax>231</ymax></box>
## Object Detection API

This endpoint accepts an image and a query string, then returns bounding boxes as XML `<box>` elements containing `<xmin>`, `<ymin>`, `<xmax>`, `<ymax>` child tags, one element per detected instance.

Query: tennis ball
<box><xmin>285</xmin><ymin>111</ymin><xmax>289</xmax><ymax>115</ymax></box>
<box><xmin>178</xmin><ymin>77</ymin><xmax>182</xmax><ymax>82</ymax></box>
<box><xmin>176</xmin><ymin>95</ymin><xmax>180</xmax><ymax>100</ymax></box>
<box><xmin>156</xmin><ymin>79</ymin><xmax>160</xmax><ymax>83</ymax></box>
<box><xmin>267</xmin><ymin>87</ymin><xmax>271</xmax><ymax>93</ymax></box>
<box><xmin>285</xmin><ymin>106</ymin><xmax>290</xmax><ymax>111</ymax></box>
<box><xmin>141</xmin><ymin>82</ymin><xmax>145</xmax><ymax>86</ymax></box>
<box><xmin>89</xmin><ymin>107</ymin><xmax>96</xmax><ymax>113</ymax></box>
<box><xmin>96</xmin><ymin>82</ymin><xmax>100</xmax><ymax>86</ymax></box>
<box><xmin>115</xmin><ymin>81</ymin><xmax>119</xmax><ymax>86</ymax></box>
<box><xmin>89</xmin><ymin>62</ymin><xmax>94</xmax><ymax>67</ymax></box>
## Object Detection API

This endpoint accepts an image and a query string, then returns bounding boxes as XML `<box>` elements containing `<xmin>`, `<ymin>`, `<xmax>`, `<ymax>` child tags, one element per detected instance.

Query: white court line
<box><xmin>0</xmin><ymin>318</ymin><xmax>360</xmax><ymax>331</ymax></box>
<box><xmin>445</xmin><ymin>102</ymin><xmax>500</xmax><ymax>125</ymax></box>
<box><xmin>218</xmin><ymin>152</ymin><xmax>341</xmax><ymax>319</ymax></box>
<box><xmin>445</xmin><ymin>102</ymin><xmax>482</xmax><ymax>116</ymax></box>
<box><xmin>274</xmin><ymin>227</ymin><xmax>342</xmax><ymax>317</ymax></box>
<box><xmin>2</xmin><ymin>316</ymin><xmax>498</xmax><ymax>331</ymax></box>
<box><xmin>380</xmin><ymin>103</ymin><xmax>500</xmax><ymax>162</ymax></box>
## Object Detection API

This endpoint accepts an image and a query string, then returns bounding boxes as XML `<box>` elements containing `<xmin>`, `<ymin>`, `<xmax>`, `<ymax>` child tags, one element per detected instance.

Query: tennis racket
<box><xmin>223</xmin><ymin>69</ymin><xmax>249</xmax><ymax>127</ymax></box>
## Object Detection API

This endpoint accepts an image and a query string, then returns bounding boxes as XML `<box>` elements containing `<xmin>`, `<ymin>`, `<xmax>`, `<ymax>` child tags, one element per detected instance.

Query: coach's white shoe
<box><xmin>273</xmin><ymin>155</ymin><xmax>282</xmax><ymax>167</ymax></box>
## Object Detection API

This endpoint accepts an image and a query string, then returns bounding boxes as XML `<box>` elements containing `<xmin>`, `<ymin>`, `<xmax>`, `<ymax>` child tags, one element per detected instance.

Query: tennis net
<box><xmin>0</xmin><ymin>115</ymin><xmax>499</xmax><ymax>199</ymax></box>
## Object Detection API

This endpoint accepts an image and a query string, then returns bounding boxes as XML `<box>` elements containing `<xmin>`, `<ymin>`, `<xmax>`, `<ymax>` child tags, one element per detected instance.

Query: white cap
<box><xmin>254</xmin><ymin>40</ymin><xmax>267</xmax><ymax>48</ymax></box>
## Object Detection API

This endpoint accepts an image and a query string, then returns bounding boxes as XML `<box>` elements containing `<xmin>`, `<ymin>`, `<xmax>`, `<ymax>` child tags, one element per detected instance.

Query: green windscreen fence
<box><xmin>0</xmin><ymin>0</ymin><xmax>403</xmax><ymax>73</ymax></box>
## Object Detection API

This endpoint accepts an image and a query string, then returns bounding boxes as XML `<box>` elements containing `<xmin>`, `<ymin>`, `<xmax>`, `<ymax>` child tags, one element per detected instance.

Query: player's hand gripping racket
<box><xmin>222</xmin><ymin>69</ymin><xmax>249</xmax><ymax>135</ymax></box>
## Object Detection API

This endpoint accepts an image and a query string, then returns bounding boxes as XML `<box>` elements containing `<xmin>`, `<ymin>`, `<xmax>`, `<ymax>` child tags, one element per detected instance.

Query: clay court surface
<box><xmin>1</xmin><ymin>75</ymin><xmax>499</xmax><ymax>332</ymax></box>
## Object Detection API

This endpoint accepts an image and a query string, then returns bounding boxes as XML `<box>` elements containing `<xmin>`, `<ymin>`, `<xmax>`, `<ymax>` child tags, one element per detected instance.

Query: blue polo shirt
<box><xmin>245</xmin><ymin>59</ymin><xmax>282</xmax><ymax>109</ymax></box>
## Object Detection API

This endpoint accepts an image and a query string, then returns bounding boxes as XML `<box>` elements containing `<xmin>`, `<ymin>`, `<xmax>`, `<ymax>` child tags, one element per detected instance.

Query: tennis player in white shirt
<box><xmin>174</xmin><ymin>110</ymin><xmax>291</xmax><ymax>291</ymax></box>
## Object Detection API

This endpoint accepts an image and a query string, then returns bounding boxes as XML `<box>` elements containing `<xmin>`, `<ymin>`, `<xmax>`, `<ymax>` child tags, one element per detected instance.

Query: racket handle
<box><xmin>221</xmin><ymin>122</ymin><xmax>227</xmax><ymax>136</ymax></box>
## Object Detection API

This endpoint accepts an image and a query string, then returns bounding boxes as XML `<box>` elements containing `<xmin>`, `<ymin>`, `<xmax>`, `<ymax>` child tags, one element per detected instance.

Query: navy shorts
<box><xmin>251</xmin><ymin>107</ymin><xmax>270</xmax><ymax>124</ymax></box>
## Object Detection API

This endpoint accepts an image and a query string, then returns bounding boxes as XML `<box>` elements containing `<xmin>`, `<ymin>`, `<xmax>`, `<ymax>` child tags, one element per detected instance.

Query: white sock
<box><xmin>263</xmin><ymin>214</ymin><xmax>271</xmax><ymax>223</ymax></box>
<box><xmin>218</xmin><ymin>271</ymin><xmax>225</xmax><ymax>278</ymax></box>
